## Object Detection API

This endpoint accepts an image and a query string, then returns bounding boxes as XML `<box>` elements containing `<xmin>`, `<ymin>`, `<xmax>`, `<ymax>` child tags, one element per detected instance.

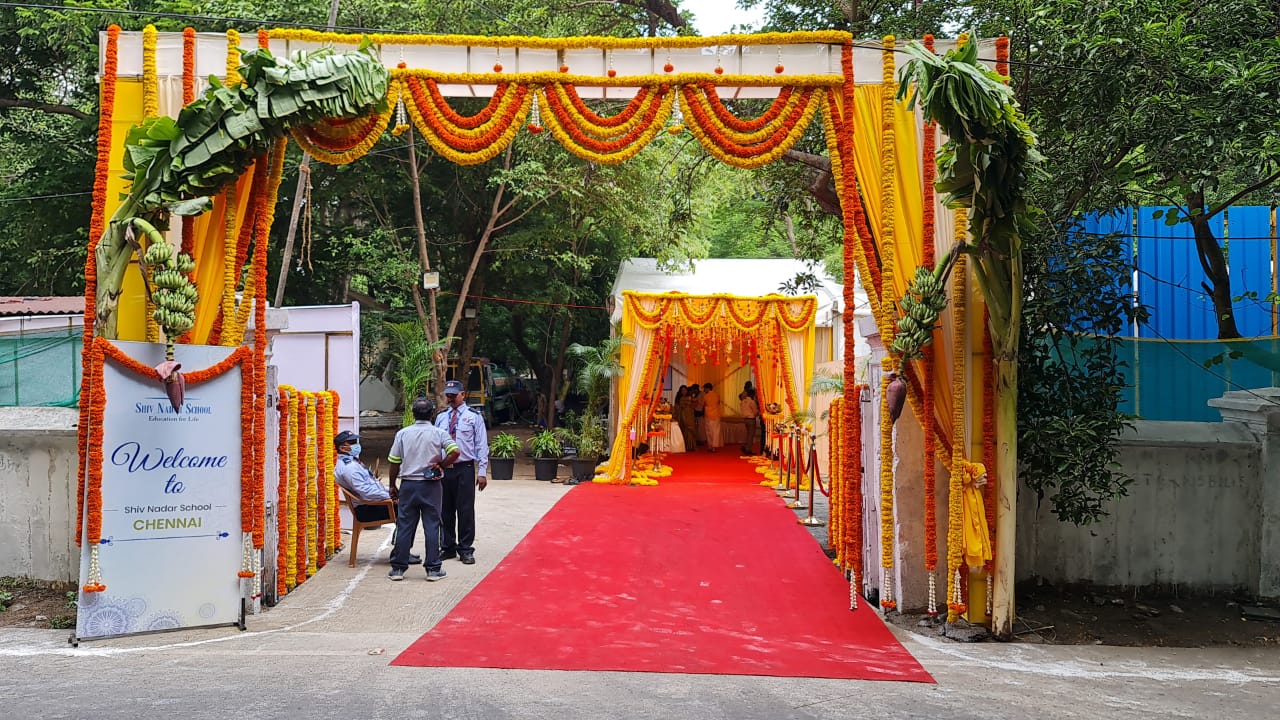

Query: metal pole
<box><xmin>272</xmin><ymin>0</ymin><xmax>341</xmax><ymax>307</ymax></box>
<box><xmin>800</xmin><ymin>432</ymin><xmax>825</xmax><ymax>526</ymax></box>
<box><xmin>785</xmin><ymin>428</ymin><xmax>804</xmax><ymax>509</ymax></box>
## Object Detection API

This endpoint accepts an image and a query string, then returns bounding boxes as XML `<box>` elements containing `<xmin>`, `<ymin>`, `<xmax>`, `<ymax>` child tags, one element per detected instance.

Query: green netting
<box><xmin>1071</xmin><ymin>335</ymin><xmax>1280</xmax><ymax>422</ymax></box>
<box><xmin>0</xmin><ymin>328</ymin><xmax>82</xmax><ymax>407</ymax></box>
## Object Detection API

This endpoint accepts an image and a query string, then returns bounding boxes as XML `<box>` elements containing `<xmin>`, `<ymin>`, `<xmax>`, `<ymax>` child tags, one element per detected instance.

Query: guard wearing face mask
<box><xmin>334</xmin><ymin>430</ymin><xmax>393</xmax><ymax>521</ymax></box>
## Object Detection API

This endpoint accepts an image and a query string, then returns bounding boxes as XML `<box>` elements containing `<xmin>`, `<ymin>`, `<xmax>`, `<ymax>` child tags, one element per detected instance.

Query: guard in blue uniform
<box><xmin>435</xmin><ymin>379</ymin><xmax>489</xmax><ymax>564</ymax></box>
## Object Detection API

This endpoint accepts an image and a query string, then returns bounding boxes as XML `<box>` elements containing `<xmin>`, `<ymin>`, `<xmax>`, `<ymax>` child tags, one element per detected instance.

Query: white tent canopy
<box><xmin>610</xmin><ymin>258</ymin><xmax>863</xmax><ymax>327</ymax></box>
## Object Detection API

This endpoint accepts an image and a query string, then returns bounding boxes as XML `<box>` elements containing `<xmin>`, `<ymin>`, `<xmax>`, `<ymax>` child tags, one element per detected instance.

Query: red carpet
<box><xmin>391</xmin><ymin>478</ymin><xmax>932</xmax><ymax>682</ymax></box>
<box><xmin>652</xmin><ymin>450</ymin><xmax>770</xmax><ymax>484</ymax></box>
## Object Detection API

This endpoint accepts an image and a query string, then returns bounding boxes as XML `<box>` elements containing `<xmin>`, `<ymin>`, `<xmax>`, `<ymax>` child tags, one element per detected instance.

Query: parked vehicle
<box><xmin>441</xmin><ymin>359</ymin><xmax>518</xmax><ymax>427</ymax></box>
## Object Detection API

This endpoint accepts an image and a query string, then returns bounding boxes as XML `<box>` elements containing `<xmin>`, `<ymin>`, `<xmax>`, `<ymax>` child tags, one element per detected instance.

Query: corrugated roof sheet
<box><xmin>0</xmin><ymin>297</ymin><xmax>84</xmax><ymax>317</ymax></box>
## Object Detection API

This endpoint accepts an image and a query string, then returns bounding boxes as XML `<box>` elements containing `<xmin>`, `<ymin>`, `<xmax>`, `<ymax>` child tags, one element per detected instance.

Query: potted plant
<box><xmin>571</xmin><ymin>429</ymin><xmax>606</xmax><ymax>484</ymax></box>
<box><xmin>489</xmin><ymin>432</ymin><xmax>520</xmax><ymax>481</ymax></box>
<box><xmin>526</xmin><ymin>429</ymin><xmax>562</xmax><ymax>481</ymax></box>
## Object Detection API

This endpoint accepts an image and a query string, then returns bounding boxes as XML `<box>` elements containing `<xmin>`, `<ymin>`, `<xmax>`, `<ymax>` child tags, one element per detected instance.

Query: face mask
<box><xmin>349</xmin><ymin>443</ymin><xmax>362</xmax><ymax>459</ymax></box>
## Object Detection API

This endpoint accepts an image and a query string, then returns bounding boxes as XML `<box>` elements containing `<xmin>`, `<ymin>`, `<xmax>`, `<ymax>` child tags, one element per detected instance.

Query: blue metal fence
<box><xmin>1068</xmin><ymin>206</ymin><xmax>1278</xmax><ymax>420</ymax></box>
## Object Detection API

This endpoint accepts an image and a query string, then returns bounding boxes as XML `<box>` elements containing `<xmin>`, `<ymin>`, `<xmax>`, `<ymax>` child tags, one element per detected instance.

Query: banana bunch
<box><xmin>890</xmin><ymin>249</ymin><xmax>954</xmax><ymax>362</ymax></box>
<box><xmin>145</xmin><ymin>239</ymin><xmax>198</xmax><ymax>338</ymax></box>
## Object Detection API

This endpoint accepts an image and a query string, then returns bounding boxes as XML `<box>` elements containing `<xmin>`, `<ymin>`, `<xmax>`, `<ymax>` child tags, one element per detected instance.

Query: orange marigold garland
<box><xmin>558</xmin><ymin>83</ymin><xmax>653</xmax><ymax>128</ymax></box>
<box><xmin>680</xmin><ymin>86</ymin><xmax>822</xmax><ymax>169</ymax></box>
<box><xmin>276</xmin><ymin>387</ymin><xmax>292</xmax><ymax>596</ymax></box>
<box><xmin>285</xmin><ymin>387</ymin><xmax>300</xmax><ymax>591</ymax></box>
<box><xmin>402</xmin><ymin>77</ymin><xmax>529</xmax><ymax>164</ymax></box>
<box><xmin>540</xmin><ymin>84</ymin><xmax>671</xmax><ymax>164</ymax></box>
<box><xmin>699</xmin><ymin>82</ymin><xmax>796</xmax><ymax>132</ymax></box>
<box><xmin>238</xmin><ymin>357</ymin><xmax>256</xmax><ymax>579</ymax></box>
<box><xmin>680</xmin><ymin>84</ymin><xmax>814</xmax><ymax>145</ymax></box>
<box><xmin>315</xmin><ymin>393</ymin><xmax>329</xmax><ymax>567</ymax></box>
<box><xmin>921</xmin><ymin>33</ymin><xmax>941</xmax><ymax>615</ymax></box>
<box><xmin>81</xmin><ymin>341</ymin><xmax>107</xmax><ymax>592</ymax></box>
<box><xmin>77</xmin><ymin>24</ymin><xmax>119</xmax><ymax>552</ymax></box>
<box><xmin>298</xmin><ymin>392</ymin><xmax>312</xmax><ymax>583</ymax></box>
<box><xmin>177</xmin><ymin>27</ymin><xmax>198</xmax><ymax>344</ymax></box>
<box><xmin>329</xmin><ymin>391</ymin><xmax>342</xmax><ymax>551</ymax></box>
<box><xmin>947</xmin><ymin>210</ymin><xmax>970</xmax><ymax>621</ymax></box>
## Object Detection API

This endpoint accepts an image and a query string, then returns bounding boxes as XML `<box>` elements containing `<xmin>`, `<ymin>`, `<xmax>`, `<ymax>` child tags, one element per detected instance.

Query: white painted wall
<box><xmin>272</xmin><ymin>303</ymin><xmax>360</xmax><ymax>436</ymax></box>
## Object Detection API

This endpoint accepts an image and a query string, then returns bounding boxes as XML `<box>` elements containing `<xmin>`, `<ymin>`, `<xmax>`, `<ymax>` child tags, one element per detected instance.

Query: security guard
<box><xmin>388</xmin><ymin>398</ymin><xmax>459</xmax><ymax>581</ymax></box>
<box><xmin>435</xmin><ymin>379</ymin><xmax>489</xmax><ymax>564</ymax></box>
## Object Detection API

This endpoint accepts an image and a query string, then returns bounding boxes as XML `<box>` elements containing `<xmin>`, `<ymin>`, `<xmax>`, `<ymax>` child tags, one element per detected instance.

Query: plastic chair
<box><xmin>339</xmin><ymin>487</ymin><xmax>397</xmax><ymax>568</ymax></box>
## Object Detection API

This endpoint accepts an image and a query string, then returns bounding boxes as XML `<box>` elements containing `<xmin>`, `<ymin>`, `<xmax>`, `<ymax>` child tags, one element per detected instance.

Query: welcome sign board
<box><xmin>76</xmin><ymin>341</ymin><xmax>244</xmax><ymax>641</ymax></box>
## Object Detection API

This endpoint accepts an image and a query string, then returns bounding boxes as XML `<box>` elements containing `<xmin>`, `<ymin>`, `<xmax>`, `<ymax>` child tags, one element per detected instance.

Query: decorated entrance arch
<box><xmin>78</xmin><ymin>26</ymin><xmax>1016</xmax><ymax>634</ymax></box>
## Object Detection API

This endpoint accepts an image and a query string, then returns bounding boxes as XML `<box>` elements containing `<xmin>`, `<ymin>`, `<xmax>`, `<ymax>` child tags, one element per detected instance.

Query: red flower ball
<box><xmin>714</xmin><ymin>66</ymin><xmax>724</xmax><ymax>75</ymax></box>
<box><xmin>493</xmin><ymin>63</ymin><xmax>503</xmax><ymax>72</ymax></box>
<box><xmin>775</xmin><ymin>64</ymin><xmax>785</xmax><ymax>74</ymax></box>
<box><xmin>528</xmin><ymin>124</ymin><xmax>544</xmax><ymax>134</ymax></box>
<box><xmin>607</xmin><ymin>69</ymin><xmax>617</xmax><ymax>78</ymax></box>
<box><xmin>559</xmin><ymin>65</ymin><xmax>569</xmax><ymax>73</ymax></box>
<box><xmin>663</xmin><ymin>62</ymin><xmax>674</xmax><ymax>73</ymax></box>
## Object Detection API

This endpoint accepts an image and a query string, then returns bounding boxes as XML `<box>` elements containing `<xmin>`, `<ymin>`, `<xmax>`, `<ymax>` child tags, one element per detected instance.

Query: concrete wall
<box><xmin>0</xmin><ymin>407</ymin><xmax>80</xmax><ymax>583</ymax></box>
<box><xmin>1017</xmin><ymin>419</ymin><xmax>1261</xmax><ymax>593</ymax></box>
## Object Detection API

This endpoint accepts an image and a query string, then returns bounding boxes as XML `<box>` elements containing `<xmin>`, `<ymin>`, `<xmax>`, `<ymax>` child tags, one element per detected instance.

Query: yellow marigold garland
<box><xmin>141</xmin><ymin>25</ymin><xmax>161</xmax><ymax>343</ymax></box>
<box><xmin>947</xmin><ymin>209</ymin><xmax>970</xmax><ymax>621</ymax></box>
<box><xmin>276</xmin><ymin>387</ymin><xmax>291</xmax><ymax>596</ymax></box>
<box><xmin>304</xmin><ymin>392</ymin><xmax>319</xmax><ymax>577</ymax></box>
<box><xmin>272</xmin><ymin>28</ymin><xmax>852</xmax><ymax>50</ymax></box>
<box><xmin>878</xmin><ymin>361</ymin><xmax>896</xmax><ymax>611</ymax></box>
<box><xmin>329</xmin><ymin>391</ymin><xmax>342</xmax><ymax>551</ymax></box>
<box><xmin>225</xmin><ymin>30</ymin><xmax>242</xmax><ymax>86</ymax></box>
<box><xmin>315</xmin><ymin>393</ymin><xmax>329</xmax><ymax>567</ymax></box>
<box><xmin>284</xmin><ymin>388</ymin><xmax>299</xmax><ymax>590</ymax></box>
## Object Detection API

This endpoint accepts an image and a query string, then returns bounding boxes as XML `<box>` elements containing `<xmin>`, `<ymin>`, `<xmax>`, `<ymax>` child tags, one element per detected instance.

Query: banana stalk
<box><xmin>898</xmin><ymin>36</ymin><xmax>1040</xmax><ymax>639</ymax></box>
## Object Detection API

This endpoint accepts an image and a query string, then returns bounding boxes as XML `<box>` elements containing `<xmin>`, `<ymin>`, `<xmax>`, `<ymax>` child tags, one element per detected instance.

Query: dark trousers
<box><xmin>391</xmin><ymin>479</ymin><xmax>442</xmax><ymax>571</ymax></box>
<box><xmin>441</xmin><ymin>461</ymin><xmax>476</xmax><ymax>555</ymax></box>
<box><xmin>743</xmin><ymin>417</ymin><xmax>759</xmax><ymax>454</ymax></box>
<box><xmin>353</xmin><ymin>504</ymin><xmax>391</xmax><ymax>523</ymax></box>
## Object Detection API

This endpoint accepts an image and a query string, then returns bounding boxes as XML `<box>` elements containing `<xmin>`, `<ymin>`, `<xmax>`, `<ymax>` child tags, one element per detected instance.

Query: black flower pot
<box><xmin>490</xmin><ymin>457</ymin><xmax>515</xmax><ymax>481</ymax></box>
<box><xmin>571</xmin><ymin>458</ymin><xmax>597</xmax><ymax>483</ymax></box>
<box><xmin>533</xmin><ymin>457</ymin><xmax>559</xmax><ymax>481</ymax></box>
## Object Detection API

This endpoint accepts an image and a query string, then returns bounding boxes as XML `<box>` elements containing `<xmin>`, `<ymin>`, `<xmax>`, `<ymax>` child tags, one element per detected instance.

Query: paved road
<box><xmin>2</xmin><ymin>478</ymin><xmax>1276</xmax><ymax>719</ymax></box>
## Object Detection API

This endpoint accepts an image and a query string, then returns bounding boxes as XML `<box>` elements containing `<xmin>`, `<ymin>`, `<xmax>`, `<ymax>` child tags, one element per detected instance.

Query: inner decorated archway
<box><xmin>78</xmin><ymin>25</ymin><xmax>1012</xmax><ymax>636</ymax></box>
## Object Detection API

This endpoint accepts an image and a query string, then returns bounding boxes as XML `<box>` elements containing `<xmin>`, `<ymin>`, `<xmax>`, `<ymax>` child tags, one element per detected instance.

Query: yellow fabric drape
<box><xmin>961</xmin><ymin>466</ymin><xmax>993</xmax><ymax>568</ymax></box>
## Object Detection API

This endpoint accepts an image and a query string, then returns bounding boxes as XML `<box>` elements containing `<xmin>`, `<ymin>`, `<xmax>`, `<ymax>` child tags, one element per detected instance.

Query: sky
<box><xmin>678</xmin><ymin>0</ymin><xmax>768</xmax><ymax>36</ymax></box>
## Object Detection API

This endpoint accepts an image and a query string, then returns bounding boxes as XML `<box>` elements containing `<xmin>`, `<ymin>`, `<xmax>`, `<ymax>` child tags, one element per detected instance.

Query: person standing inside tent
<box><xmin>435</xmin><ymin>379</ymin><xmax>489</xmax><ymax>565</ymax></box>
<box><xmin>702</xmin><ymin>382</ymin><xmax>722</xmax><ymax>453</ymax></box>
<box><xmin>676</xmin><ymin>385</ymin><xmax>696</xmax><ymax>451</ymax></box>
<box><xmin>692</xmin><ymin>384</ymin><xmax>706</xmax><ymax>448</ymax></box>
<box><xmin>388</xmin><ymin>398</ymin><xmax>460</xmax><ymax>581</ymax></box>
<box><xmin>740</xmin><ymin>387</ymin><xmax>760</xmax><ymax>455</ymax></box>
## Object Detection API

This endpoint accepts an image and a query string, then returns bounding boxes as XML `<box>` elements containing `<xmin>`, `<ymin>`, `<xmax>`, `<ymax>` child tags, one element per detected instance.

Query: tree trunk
<box><xmin>1186</xmin><ymin>189</ymin><xmax>1241</xmax><ymax>339</ymax></box>
<box><xmin>404</xmin><ymin>126</ymin><xmax>448</xmax><ymax>396</ymax></box>
<box><xmin>990</xmin><ymin>356</ymin><xmax>1018</xmax><ymax>640</ymax></box>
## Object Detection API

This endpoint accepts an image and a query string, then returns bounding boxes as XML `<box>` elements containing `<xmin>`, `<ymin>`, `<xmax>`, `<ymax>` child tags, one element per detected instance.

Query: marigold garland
<box><xmin>681</xmin><ymin>87</ymin><xmax>822</xmax><ymax>169</ymax></box>
<box><xmin>947</xmin><ymin>210</ymin><xmax>970</xmax><ymax>621</ymax></box>
<box><xmin>680</xmin><ymin>84</ymin><xmax>814</xmax><ymax>145</ymax></box>
<box><xmin>540</xmin><ymin>85</ymin><xmax>671</xmax><ymax>165</ymax></box>
<box><xmin>879</xmin><ymin>36</ymin><xmax>898</xmax><ymax>348</ymax></box>
<box><xmin>305</xmin><ymin>393</ymin><xmax>320</xmax><ymax>575</ymax></box>
<box><xmin>402</xmin><ymin>78</ymin><xmax>530</xmax><ymax>164</ymax></box>
<box><xmin>177</xmin><ymin>27</ymin><xmax>197</xmax><ymax>344</ymax></box>
<box><xmin>297</xmin><ymin>392</ymin><xmax>311</xmax><ymax>584</ymax></box>
<box><xmin>921</xmin><ymin>34</ymin><xmax>940</xmax><ymax>608</ymax></box>
<box><xmin>329</xmin><ymin>391</ymin><xmax>342</xmax><ymax>551</ymax></box>
<box><xmin>284</xmin><ymin>388</ymin><xmax>299</xmax><ymax>590</ymax></box>
<box><xmin>291</xmin><ymin>82</ymin><xmax>399</xmax><ymax>165</ymax></box>
<box><xmin>406</xmin><ymin>76</ymin><xmax>527</xmax><ymax>141</ymax></box>
<box><xmin>984</xmin><ymin>34</ymin><xmax>1011</xmax><ymax>580</ymax></box>
<box><xmin>698</xmin><ymin>82</ymin><xmax>796</xmax><ymax>132</ymax></box>
<box><xmin>878</xmin><ymin>360</ymin><xmax>897</xmax><ymax>611</ymax></box>
<box><xmin>556</xmin><ymin>83</ymin><xmax>654</xmax><ymax>129</ymax></box>
<box><xmin>225</xmin><ymin>30</ymin><xmax>242</xmax><ymax>86</ymax></box>
<box><xmin>547</xmin><ymin>83</ymin><xmax>661</xmax><ymax>138</ymax></box>
<box><xmin>316</xmin><ymin>393</ymin><xmax>330</xmax><ymax>565</ymax></box>
<box><xmin>276</xmin><ymin>387</ymin><xmax>292</xmax><ymax>596</ymax></box>
<box><xmin>542</xmin><ymin>83</ymin><xmax>671</xmax><ymax>155</ymax></box>
<box><xmin>251</xmin><ymin>140</ymin><xmax>287</xmax><ymax>550</ymax></box>
<box><xmin>77</xmin><ymin>25</ymin><xmax>119</xmax><ymax>548</ymax></box>
<box><xmin>141</xmin><ymin>24</ymin><xmax>161</xmax><ymax>344</ymax></box>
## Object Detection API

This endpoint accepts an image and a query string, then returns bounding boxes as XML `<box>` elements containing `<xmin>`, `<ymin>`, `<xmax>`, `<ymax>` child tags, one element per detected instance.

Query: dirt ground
<box><xmin>883</xmin><ymin>582</ymin><xmax>1280</xmax><ymax>648</ymax></box>
<box><xmin>0</xmin><ymin>578</ymin><xmax>78</xmax><ymax>630</ymax></box>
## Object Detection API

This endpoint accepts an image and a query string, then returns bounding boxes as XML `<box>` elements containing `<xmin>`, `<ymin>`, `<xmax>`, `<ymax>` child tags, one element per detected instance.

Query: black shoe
<box><xmin>441</xmin><ymin>549</ymin><xmax>457</xmax><ymax>560</ymax></box>
<box><xmin>459</xmin><ymin>553</ymin><xmax>475</xmax><ymax>565</ymax></box>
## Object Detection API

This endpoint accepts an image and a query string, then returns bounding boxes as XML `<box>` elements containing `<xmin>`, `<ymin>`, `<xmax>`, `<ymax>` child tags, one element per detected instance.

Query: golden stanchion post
<box><xmin>785</xmin><ymin>426</ymin><xmax>805</xmax><ymax>509</ymax></box>
<box><xmin>799</xmin><ymin>430</ymin><xmax>825</xmax><ymax>526</ymax></box>
<box><xmin>772</xmin><ymin>421</ymin><xmax>789</xmax><ymax>492</ymax></box>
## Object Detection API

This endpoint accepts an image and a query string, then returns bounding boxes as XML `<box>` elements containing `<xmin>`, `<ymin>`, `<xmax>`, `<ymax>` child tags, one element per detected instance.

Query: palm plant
<box><xmin>385</xmin><ymin>321</ymin><xmax>451</xmax><ymax>427</ymax></box>
<box><xmin>567</xmin><ymin>334</ymin><xmax>631</xmax><ymax>458</ymax></box>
